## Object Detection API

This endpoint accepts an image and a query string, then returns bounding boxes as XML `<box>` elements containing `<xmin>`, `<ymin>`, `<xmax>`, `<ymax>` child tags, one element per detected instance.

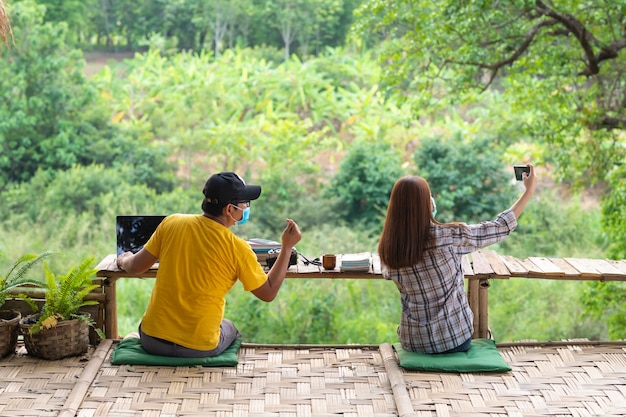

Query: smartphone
<box><xmin>514</xmin><ymin>165</ymin><xmax>530</xmax><ymax>181</ymax></box>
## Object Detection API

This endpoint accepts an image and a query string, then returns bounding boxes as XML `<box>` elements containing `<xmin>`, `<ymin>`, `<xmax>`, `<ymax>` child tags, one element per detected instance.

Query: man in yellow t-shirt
<box><xmin>116</xmin><ymin>172</ymin><xmax>302</xmax><ymax>357</ymax></box>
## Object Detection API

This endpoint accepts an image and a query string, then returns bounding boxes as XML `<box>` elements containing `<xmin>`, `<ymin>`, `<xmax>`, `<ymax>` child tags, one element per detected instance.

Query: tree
<box><xmin>264</xmin><ymin>0</ymin><xmax>311</xmax><ymax>60</ymax></box>
<box><xmin>296</xmin><ymin>0</ymin><xmax>343</xmax><ymax>57</ymax></box>
<box><xmin>30</xmin><ymin>0</ymin><xmax>99</xmax><ymax>45</ymax></box>
<box><xmin>351</xmin><ymin>0</ymin><xmax>626</xmax><ymax>185</ymax></box>
<box><xmin>0</xmin><ymin>1</ymin><xmax>97</xmax><ymax>189</ymax></box>
<box><xmin>0</xmin><ymin>1</ymin><xmax>174</xmax><ymax>192</ymax></box>
<box><xmin>190</xmin><ymin>0</ymin><xmax>244</xmax><ymax>56</ymax></box>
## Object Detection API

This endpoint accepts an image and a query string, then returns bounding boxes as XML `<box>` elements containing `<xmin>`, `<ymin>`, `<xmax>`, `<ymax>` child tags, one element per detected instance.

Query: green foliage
<box><xmin>0</xmin><ymin>251</ymin><xmax>57</xmax><ymax>307</ymax></box>
<box><xmin>31</xmin><ymin>0</ymin><xmax>99</xmax><ymax>45</ymax></box>
<box><xmin>0</xmin><ymin>1</ymin><xmax>174</xmax><ymax>193</ymax></box>
<box><xmin>351</xmin><ymin>0</ymin><xmax>626</xmax><ymax>186</ymax></box>
<box><xmin>262</xmin><ymin>0</ymin><xmax>347</xmax><ymax>59</ymax></box>
<box><xmin>0</xmin><ymin>34</ymin><xmax>621</xmax><ymax>343</ymax></box>
<box><xmin>578</xmin><ymin>164</ymin><xmax>626</xmax><ymax>339</ymax></box>
<box><xmin>601</xmin><ymin>165</ymin><xmax>626</xmax><ymax>259</ymax></box>
<box><xmin>0</xmin><ymin>164</ymin><xmax>187</xmax><ymax>228</ymax></box>
<box><xmin>0</xmin><ymin>1</ymin><xmax>97</xmax><ymax>189</ymax></box>
<box><xmin>0</xmin><ymin>165</ymin><xmax>151</xmax><ymax>223</ymax></box>
<box><xmin>325</xmin><ymin>140</ymin><xmax>405</xmax><ymax>232</ymax></box>
<box><xmin>414</xmin><ymin>134</ymin><xmax>516</xmax><ymax>223</ymax></box>
<box><xmin>496</xmin><ymin>188</ymin><xmax>607</xmax><ymax>259</ymax></box>
<box><xmin>580</xmin><ymin>281</ymin><xmax>626</xmax><ymax>340</ymax></box>
<box><xmin>489</xmin><ymin>279</ymin><xmax>607</xmax><ymax>342</ymax></box>
<box><xmin>35</xmin><ymin>0</ymin><xmax>363</xmax><ymax>56</ymax></box>
<box><xmin>29</xmin><ymin>256</ymin><xmax>100</xmax><ymax>334</ymax></box>
<box><xmin>200</xmin><ymin>278</ymin><xmax>399</xmax><ymax>345</ymax></box>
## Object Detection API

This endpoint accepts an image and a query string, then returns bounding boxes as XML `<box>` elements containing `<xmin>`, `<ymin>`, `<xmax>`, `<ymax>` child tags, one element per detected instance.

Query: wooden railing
<box><xmin>93</xmin><ymin>251</ymin><xmax>626</xmax><ymax>339</ymax></box>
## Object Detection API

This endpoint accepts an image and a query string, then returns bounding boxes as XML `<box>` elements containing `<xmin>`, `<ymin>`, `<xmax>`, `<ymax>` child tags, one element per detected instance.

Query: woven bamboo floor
<box><xmin>0</xmin><ymin>339</ymin><xmax>625</xmax><ymax>417</ymax></box>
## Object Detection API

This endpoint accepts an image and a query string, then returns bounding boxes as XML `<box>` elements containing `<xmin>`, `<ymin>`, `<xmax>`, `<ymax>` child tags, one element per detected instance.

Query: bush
<box><xmin>325</xmin><ymin>140</ymin><xmax>405</xmax><ymax>233</ymax></box>
<box><xmin>496</xmin><ymin>187</ymin><xmax>607</xmax><ymax>259</ymax></box>
<box><xmin>414</xmin><ymin>134</ymin><xmax>516</xmax><ymax>223</ymax></box>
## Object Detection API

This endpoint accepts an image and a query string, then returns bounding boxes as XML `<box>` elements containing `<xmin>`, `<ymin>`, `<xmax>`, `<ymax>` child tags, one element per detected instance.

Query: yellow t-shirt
<box><xmin>140</xmin><ymin>214</ymin><xmax>267</xmax><ymax>350</ymax></box>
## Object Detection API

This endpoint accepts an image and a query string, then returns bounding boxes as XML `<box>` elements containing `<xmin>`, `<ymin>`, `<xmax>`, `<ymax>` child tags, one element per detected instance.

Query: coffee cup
<box><xmin>322</xmin><ymin>254</ymin><xmax>336</xmax><ymax>270</ymax></box>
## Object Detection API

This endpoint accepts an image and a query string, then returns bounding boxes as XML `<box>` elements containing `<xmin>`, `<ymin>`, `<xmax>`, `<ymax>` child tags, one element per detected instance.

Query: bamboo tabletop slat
<box><xmin>527</xmin><ymin>256</ymin><xmax>566</xmax><ymax>276</ymax></box>
<box><xmin>461</xmin><ymin>254</ymin><xmax>474</xmax><ymax>278</ymax></box>
<box><xmin>563</xmin><ymin>258</ymin><xmax>604</xmax><ymax>279</ymax></box>
<box><xmin>545</xmin><ymin>257</ymin><xmax>582</xmax><ymax>278</ymax></box>
<box><xmin>96</xmin><ymin>251</ymin><xmax>626</xmax><ymax>283</ymax></box>
<box><xmin>607</xmin><ymin>259</ymin><xmax>626</xmax><ymax>275</ymax></box>
<box><xmin>480</xmin><ymin>250</ymin><xmax>511</xmax><ymax>278</ymax></box>
<box><xmin>468</xmin><ymin>251</ymin><xmax>495</xmax><ymax>277</ymax></box>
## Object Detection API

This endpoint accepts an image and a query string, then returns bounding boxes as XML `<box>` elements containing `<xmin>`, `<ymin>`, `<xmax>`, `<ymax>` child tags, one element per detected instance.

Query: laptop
<box><xmin>116</xmin><ymin>215</ymin><xmax>167</xmax><ymax>256</ymax></box>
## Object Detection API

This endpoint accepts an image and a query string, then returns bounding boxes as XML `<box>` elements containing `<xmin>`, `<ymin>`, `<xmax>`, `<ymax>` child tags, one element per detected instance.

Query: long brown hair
<box><xmin>378</xmin><ymin>176</ymin><xmax>433</xmax><ymax>269</ymax></box>
<box><xmin>0</xmin><ymin>0</ymin><xmax>12</xmax><ymax>47</ymax></box>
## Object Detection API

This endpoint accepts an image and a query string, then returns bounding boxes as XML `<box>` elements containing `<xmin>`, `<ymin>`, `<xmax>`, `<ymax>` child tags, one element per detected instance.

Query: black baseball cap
<box><xmin>202</xmin><ymin>172</ymin><xmax>261</xmax><ymax>206</ymax></box>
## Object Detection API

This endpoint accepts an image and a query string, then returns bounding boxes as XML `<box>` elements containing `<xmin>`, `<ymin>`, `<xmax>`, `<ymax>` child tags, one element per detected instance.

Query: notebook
<box><xmin>340</xmin><ymin>252</ymin><xmax>372</xmax><ymax>272</ymax></box>
<box><xmin>116</xmin><ymin>215</ymin><xmax>166</xmax><ymax>256</ymax></box>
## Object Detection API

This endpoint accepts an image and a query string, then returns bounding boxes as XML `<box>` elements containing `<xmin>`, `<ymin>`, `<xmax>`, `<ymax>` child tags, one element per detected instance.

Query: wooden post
<box><xmin>103</xmin><ymin>277</ymin><xmax>118</xmax><ymax>339</ymax></box>
<box><xmin>467</xmin><ymin>279</ymin><xmax>479</xmax><ymax>338</ymax></box>
<box><xmin>478</xmin><ymin>278</ymin><xmax>490</xmax><ymax>339</ymax></box>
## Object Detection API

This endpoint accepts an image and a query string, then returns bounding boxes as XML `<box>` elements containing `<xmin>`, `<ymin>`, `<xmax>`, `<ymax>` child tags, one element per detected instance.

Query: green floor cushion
<box><xmin>393</xmin><ymin>338</ymin><xmax>512</xmax><ymax>373</ymax></box>
<box><xmin>111</xmin><ymin>337</ymin><xmax>242</xmax><ymax>367</ymax></box>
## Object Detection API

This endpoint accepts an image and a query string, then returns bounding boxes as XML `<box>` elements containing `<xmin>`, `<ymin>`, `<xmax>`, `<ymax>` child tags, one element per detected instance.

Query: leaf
<box><xmin>111</xmin><ymin>111</ymin><xmax>125</xmax><ymax>124</ymax></box>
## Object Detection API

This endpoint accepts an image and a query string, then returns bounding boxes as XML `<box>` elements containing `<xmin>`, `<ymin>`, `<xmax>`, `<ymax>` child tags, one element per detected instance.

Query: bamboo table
<box><xmin>95</xmin><ymin>250</ymin><xmax>626</xmax><ymax>339</ymax></box>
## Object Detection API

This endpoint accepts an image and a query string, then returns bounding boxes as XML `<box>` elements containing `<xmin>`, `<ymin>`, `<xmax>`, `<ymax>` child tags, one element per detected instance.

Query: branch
<box><xmin>590</xmin><ymin>115</ymin><xmax>626</xmax><ymax>130</ymax></box>
<box><xmin>446</xmin><ymin>19</ymin><xmax>557</xmax><ymax>91</ymax></box>
<box><xmin>535</xmin><ymin>0</ymin><xmax>626</xmax><ymax>76</ymax></box>
<box><xmin>595</xmin><ymin>37</ymin><xmax>626</xmax><ymax>66</ymax></box>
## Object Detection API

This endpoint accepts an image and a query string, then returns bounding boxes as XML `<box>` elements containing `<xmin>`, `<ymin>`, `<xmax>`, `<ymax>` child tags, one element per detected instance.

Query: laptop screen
<box><xmin>116</xmin><ymin>215</ymin><xmax>166</xmax><ymax>255</ymax></box>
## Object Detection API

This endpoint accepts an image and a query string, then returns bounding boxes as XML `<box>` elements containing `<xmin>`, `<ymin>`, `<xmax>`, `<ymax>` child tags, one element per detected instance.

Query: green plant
<box><xmin>27</xmin><ymin>256</ymin><xmax>102</xmax><ymax>336</ymax></box>
<box><xmin>325</xmin><ymin>140</ymin><xmax>405</xmax><ymax>232</ymax></box>
<box><xmin>0</xmin><ymin>252</ymin><xmax>57</xmax><ymax>308</ymax></box>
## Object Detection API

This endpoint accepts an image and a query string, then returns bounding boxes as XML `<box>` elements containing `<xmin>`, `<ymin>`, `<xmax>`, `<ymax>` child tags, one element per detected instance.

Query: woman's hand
<box><xmin>522</xmin><ymin>164</ymin><xmax>538</xmax><ymax>195</ymax></box>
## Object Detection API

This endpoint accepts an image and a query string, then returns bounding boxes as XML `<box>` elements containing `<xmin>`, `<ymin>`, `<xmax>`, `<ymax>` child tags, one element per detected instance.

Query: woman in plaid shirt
<box><xmin>378</xmin><ymin>165</ymin><xmax>537</xmax><ymax>353</ymax></box>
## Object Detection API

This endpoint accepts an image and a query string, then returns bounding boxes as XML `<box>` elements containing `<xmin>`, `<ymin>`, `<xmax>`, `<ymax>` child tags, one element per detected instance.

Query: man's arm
<box><xmin>116</xmin><ymin>248</ymin><xmax>158</xmax><ymax>275</ymax></box>
<box><xmin>252</xmin><ymin>219</ymin><xmax>301</xmax><ymax>302</ymax></box>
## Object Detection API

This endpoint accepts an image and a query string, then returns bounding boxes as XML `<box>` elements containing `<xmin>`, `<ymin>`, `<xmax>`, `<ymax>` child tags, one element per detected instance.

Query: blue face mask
<box><xmin>233</xmin><ymin>206</ymin><xmax>250</xmax><ymax>225</ymax></box>
<box><xmin>431</xmin><ymin>197</ymin><xmax>437</xmax><ymax>218</ymax></box>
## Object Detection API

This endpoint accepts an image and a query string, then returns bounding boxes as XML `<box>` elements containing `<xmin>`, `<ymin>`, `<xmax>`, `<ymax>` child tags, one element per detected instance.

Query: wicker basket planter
<box><xmin>19</xmin><ymin>314</ymin><xmax>90</xmax><ymax>360</ymax></box>
<box><xmin>0</xmin><ymin>310</ymin><xmax>21</xmax><ymax>358</ymax></box>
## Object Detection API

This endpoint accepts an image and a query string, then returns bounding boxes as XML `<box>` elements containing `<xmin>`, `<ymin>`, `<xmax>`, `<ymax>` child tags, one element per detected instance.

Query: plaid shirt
<box><xmin>383</xmin><ymin>210</ymin><xmax>517</xmax><ymax>353</ymax></box>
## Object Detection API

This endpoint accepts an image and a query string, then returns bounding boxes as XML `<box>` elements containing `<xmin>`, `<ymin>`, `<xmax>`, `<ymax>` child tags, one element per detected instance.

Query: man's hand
<box><xmin>116</xmin><ymin>251</ymin><xmax>133</xmax><ymax>270</ymax></box>
<box><xmin>281</xmin><ymin>218</ymin><xmax>301</xmax><ymax>249</ymax></box>
<box><xmin>252</xmin><ymin>218</ymin><xmax>302</xmax><ymax>303</ymax></box>
<box><xmin>116</xmin><ymin>248</ymin><xmax>158</xmax><ymax>274</ymax></box>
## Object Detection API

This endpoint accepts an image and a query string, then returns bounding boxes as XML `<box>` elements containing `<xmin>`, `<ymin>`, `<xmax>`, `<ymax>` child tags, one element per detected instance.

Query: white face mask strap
<box><xmin>228</xmin><ymin>204</ymin><xmax>242</xmax><ymax>221</ymax></box>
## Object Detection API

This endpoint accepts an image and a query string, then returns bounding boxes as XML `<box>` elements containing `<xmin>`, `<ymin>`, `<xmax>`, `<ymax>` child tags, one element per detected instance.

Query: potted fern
<box><xmin>19</xmin><ymin>256</ymin><xmax>103</xmax><ymax>360</ymax></box>
<box><xmin>0</xmin><ymin>252</ymin><xmax>55</xmax><ymax>357</ymax></box>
